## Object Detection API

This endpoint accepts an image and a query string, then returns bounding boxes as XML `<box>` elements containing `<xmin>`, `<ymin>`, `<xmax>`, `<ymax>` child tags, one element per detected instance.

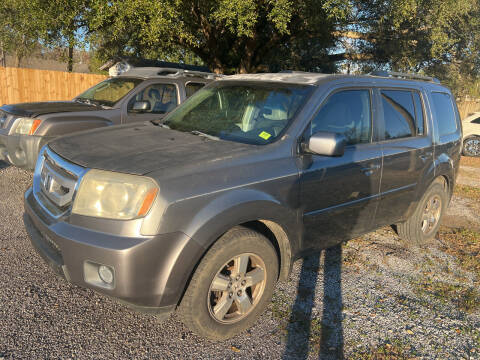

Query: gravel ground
<box><xmin>0</xmin><ymin>159</ymin><xmax>479</xmax><ymax>359</ymax></box>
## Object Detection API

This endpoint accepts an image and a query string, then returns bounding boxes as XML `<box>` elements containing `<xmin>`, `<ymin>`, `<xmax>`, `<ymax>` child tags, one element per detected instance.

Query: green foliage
<box><xmin>0</xmin><ymin>0</ymin><xmax>50</xmax><ymax>65</ymax></box>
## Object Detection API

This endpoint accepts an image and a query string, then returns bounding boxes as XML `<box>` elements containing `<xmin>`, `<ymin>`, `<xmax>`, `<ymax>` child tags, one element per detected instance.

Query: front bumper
<box><xmin>0</xmin><ymin>133</ymin><xmax>51</xmax><ymax>170</ymax></box>
<box><xmin>24</xmin><ymin>187</ymin><xmax>204</xmax><ymax>312</ymax></box>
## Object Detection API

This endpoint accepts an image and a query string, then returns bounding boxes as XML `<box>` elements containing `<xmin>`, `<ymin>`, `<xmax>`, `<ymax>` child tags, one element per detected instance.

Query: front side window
<box><xmin>76</xmin><ymin>78</ymin><xmax>142</xmax><ymax>106</ymax></box>
<box><xmin>431</xmin><ymin>92</ymin><xmax>457</xmax><ymax>136</ymax></box>
<box><xmin>128</xmin><ymin>83</ymin><xmax>178</xmax><ymax>114</ymax></box>
<box><xmin>163</xmin><ymin>82</ymin><xmax>312</xmax><ymax>145</ymax></box>
<box><xmin>310</xmin><ymin>89</ymin><xmax>372</xmax><ymax>145</ymax></box>
<box><xmin>381</xmin><ymin>90</ymin><xmax>423</xmax><ymax>140</ymax></box>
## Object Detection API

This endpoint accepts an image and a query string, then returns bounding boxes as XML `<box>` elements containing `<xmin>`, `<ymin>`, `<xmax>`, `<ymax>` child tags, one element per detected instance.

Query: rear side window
<box><xmin>431</xmin><ymin>92</ymin><xmax>457</xmax><ymax>136</ymax></box>
<box><xmin>311</xmin><ymin>89</ymin><xmax>372</xmax><ymax>145</ymax></box>
<box><xmin>186</xmin><ymin>82</ymin><xmax>205</xmax><ymax>98</ymax></box>
<box><xmin>380</xmin><ymin>90</ymin><xmax>424</xmax><ymax>140</ymax></box>
<box><xmin>471</xmin><ymin>117</ymin><xmax>480</xmax><ymax>124</ymax></box>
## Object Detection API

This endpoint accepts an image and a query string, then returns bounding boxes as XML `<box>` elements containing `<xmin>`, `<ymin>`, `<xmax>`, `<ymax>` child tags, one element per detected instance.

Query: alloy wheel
<box><xmin>207</xmin><ymin>253</ymin><xmax>266</xmax><ymax>323</ymax></box>
<box><xmin>421</xmin><ymin>194</ymin><xmax>442</xmax><ymax>235</ymax></box>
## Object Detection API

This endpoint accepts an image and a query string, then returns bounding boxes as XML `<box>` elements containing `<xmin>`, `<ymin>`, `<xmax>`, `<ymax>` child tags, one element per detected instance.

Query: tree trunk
<box><xmin>67</xmin><ymin>40</ymin><xmax>74</xmax><ymax>72</ymax></box>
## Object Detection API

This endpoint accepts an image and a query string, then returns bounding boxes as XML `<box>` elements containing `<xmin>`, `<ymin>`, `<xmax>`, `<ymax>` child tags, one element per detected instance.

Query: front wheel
<box><xmin>178</xmin><ymin>226</ymin><xmax>278</xmax><ymax>340</ymax></box>
<box><xmin>396</xmin><ymin>179</ymin><xmax>448</xmax><ymax>246</ymax></box>
<box><xmin>463</xmin><ymin>136</ymin><xmax>480</xmax><ymax>157</ymax></box>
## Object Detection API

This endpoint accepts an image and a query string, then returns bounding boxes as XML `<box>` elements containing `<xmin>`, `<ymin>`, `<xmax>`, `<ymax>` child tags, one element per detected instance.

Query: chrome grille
<box><xmin>33</xmin><ymin>147</ymin><xmax>87</xmax><ymax>218</ymax></box>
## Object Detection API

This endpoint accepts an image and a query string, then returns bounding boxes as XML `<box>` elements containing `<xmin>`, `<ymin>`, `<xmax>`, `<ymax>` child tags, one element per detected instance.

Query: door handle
<box><xmin>361</xmin><ymin>164</ymin><xmax>380</xmax><ymax>176</ymax></box>
<box><xmin>419</xmin><ymin>152</ymin><xmax>432</xmax><ymax>162</ymax></box>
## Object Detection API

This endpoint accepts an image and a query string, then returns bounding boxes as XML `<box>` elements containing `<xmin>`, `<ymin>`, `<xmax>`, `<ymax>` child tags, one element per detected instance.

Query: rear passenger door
<box><xmin>375</xmin><ymin>88</ymin><xmax>433</xmax><ymax>227</ymax></box>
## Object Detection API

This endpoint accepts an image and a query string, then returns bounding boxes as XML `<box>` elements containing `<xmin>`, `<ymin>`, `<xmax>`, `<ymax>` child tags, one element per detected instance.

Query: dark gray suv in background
<box><xmin>23</xmin><ymin>71</ymin><xmax>462</xmax><ymax>340</ymax></box>
<box><xmin>0</xmin><ymin>66</ymin><xmax>216</xmax><ymax>170</ymax></box>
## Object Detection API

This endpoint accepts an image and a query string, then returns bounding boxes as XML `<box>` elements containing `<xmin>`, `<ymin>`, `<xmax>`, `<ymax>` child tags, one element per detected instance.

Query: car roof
<box><xmin>220</xmin><ymin>72</ymin><xmax>451</xmax><ymax>92</ymax></box>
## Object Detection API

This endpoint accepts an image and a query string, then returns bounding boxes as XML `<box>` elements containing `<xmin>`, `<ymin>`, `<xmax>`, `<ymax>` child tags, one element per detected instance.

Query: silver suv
<box><xmin>0</xmin><ymin>67</ymin><xmax>217</xmax><ymax>170</ymax></box>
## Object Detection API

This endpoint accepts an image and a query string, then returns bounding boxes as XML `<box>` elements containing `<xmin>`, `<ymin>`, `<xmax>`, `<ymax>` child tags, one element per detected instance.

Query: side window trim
<box><xmin>300</xmin><ymin>87</ymin><xmax>375</xmax><ymax>146</ymax></box>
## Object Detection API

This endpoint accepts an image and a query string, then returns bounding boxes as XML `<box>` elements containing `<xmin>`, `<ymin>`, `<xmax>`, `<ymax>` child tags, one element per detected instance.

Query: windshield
<box><xmin>163</xmin><ymin>82</ymin><xmax>313</xmax><ymax>145</ymax></box>
<box><xmin>76</xmin><ymin>77</ymin><xmax>143</xmax><ymax>106</ymax></box>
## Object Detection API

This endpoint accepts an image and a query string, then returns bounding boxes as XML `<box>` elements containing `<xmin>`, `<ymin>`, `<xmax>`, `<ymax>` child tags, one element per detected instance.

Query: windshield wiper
<box><xmin>190</xmin><ymin>130</ymin><xmax>219</xmax><ymax>141</ymax></box>
<box><xmin>150</xmin><ymin>121</ymin><xmax>170</xmax><ymax>129</ymax></box>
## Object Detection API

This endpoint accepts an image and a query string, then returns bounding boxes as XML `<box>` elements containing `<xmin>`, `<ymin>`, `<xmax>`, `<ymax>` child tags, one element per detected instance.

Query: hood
<box><xmin>1</xmin><ymin>101</ymin><xmax>99</xmax><ymax>117</ymax></box>
<box><xmin>48</xmin><ymin>123</ymin><xmax>254</xmax><ymax>175</ymax></box>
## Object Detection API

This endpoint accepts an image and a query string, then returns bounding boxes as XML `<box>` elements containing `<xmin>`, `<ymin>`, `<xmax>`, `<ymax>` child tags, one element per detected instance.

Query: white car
<box><xmin>462</xmin><ymin>112</ymin><xmax>480</xmax><ymax>156</ymax></box>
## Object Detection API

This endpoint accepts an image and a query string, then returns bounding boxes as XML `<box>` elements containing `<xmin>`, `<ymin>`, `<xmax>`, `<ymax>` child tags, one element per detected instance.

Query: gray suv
<box><xmin>0</xmin><ymin>67</ymin><xmax>216</xmax><ymax>170</ymax></box>
<box><xmin>23</xmin><ymin>71</ymin><xmax>462</xmax><ymax>340</ymax></box>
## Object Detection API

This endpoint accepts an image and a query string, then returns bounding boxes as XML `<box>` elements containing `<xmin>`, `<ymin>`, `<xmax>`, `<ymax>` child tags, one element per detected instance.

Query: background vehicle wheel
<box><xmin>178</xmin><ymin>226</ymin><xmax>279</xmax><ymax>340</ymax></box>
<box><xmin>463</xmin><ymin>136</ymin><xmax>480</xmax><ymax>157</ymax></box>
<box><xmin>396</xmin><ymin>179</ymin><xmax>448</xmax><ymax>246</ymax></box>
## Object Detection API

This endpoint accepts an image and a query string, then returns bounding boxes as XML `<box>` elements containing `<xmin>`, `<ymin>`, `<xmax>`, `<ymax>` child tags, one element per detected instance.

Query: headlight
<box><xmin>14</xmin><ymin>117</ymin><xmax>42</xmax><ymax>135</ymax></box>
<box><xmin>72</xmin><ymin>169</ymin><xmax>158</xmax><ymax>220</ymax></box>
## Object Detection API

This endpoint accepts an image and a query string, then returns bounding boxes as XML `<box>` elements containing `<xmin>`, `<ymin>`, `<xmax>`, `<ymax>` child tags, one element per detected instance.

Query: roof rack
<box><xmin>120</xmin><ymin>67</ymin><xmax>222</xmax><ymax>80</ymax></box>
<box><xmin>370</xmin><ymin>70</ymin><xmax>440</xmax><ymax>84</ymax></box>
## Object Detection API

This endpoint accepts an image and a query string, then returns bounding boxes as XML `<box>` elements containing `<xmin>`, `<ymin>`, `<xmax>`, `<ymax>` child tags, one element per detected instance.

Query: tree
<box><xmin>88</xmin><ymin>0</ymin><xmax>351</xmax><ymax>74</ymax></box>
<box><xmin>0</xmin><ymin>0</ymin><xmax>49</xmax><ymax>67</ymax></box>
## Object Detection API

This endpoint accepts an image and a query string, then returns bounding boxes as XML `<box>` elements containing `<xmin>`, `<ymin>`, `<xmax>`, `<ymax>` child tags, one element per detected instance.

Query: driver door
<box><xmin>124</xmin><ymin>82</ymin><xmax>179</xmax><ymax>123</ymax></box>
<box><xmin>300</xmin><ymin>88</ymin><xmax>382</xmax><ymax>250</ymax></box>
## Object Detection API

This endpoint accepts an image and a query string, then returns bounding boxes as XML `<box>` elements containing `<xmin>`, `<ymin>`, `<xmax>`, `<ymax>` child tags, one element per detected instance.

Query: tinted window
<box><xmin>186</xmin><ymin>82</ymin><xmax>206</xmax><ymax>98</ymax></box>
<box><xmin>128</xmin><ymin>83</ymin><xmax>178</xmax><ymax>114</ymax></box>
<box><xmin>413</xmin><ymin>92</ymin><xmax>425</xmax><ymax>135</ymax></box>
<box><xmin>431</xmin><ymin>92</ymin><xmax>457</xmax><ymax>136</ymax></box>
<box><xmin>471</xmin><ymin>117</ymin><xmax>480</xmax><ymax>124</ymax></box>
<box><xmin>311</xmin><ymin>89</ymin><xmax>371</xmax><ymax>145</ymax></box>
<box><xmin>381</xmin><ymin>90</ymin><xmax>417</xmax><ymax>139</ymax></box>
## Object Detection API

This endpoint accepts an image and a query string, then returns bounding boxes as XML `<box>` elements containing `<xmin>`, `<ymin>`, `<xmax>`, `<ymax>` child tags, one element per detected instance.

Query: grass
<box><xmin>349</xmin><ymin>338</ymin><xmax>414</xmax><ymax>360</ymax></box>
<box><xmin>453</xmin><ymin>184</ymin><xmax>480</xmax><ymax>201</ymax></box>
<box><xmin>439</xmin><ymin>227</ymin><xmax>480</xmax><ymax>279</ymax></box>
<box><xmin>410</xmin><ymin>275</ymin><xmax>480</xmax><ymax>313</ymax></box>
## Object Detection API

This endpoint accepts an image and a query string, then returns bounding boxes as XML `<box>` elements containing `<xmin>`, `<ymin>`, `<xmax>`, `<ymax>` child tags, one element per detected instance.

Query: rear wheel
<box><xmin>178</xmin><ymin>226</ymin><xmax>278</xmax><ymax>340</ymax></box>
<box><xmin>463</xmin><ymin>136</ymin><xmax>480</xmax><ymax>157</ymax></box>
<box><xmin>396</xmin><ymin>179</ymin><xmax>448</xmax><ymax>246</ymax></box>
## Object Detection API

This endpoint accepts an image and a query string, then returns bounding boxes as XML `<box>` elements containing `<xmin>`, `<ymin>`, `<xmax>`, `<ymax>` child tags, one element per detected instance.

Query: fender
<box><xmin>181</xmin><ymin>188</ymin><xmax>300</xmax><ymax>252</ymax></box>
<box><xmin>156</xmin><ymin>188</ymin><xmax>301</xmax><ymax>306</ymax></box>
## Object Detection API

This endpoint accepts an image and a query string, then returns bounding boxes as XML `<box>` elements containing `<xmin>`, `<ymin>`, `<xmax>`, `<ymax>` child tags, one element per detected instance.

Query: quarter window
<box><xmin>471</xmin><ymin>116</ymin><xmax>480</xmax><ymax>125</ymax></box>
<box><xmin>431</xmin><ymin>92</ymin><xmax>457</xmax><ymax>136</ymax></box>
<box><xmin>311</xmin><ymin>89</ymin><xmax>372</xmax><ymax>145</ymax></box>
<box><xmin>381</xmin><ymin>90</ymin><xmax>424</xmax><ymax>140</ymax></box>
<box><xmin>128</xmin><ymin>83</ymin><xmax>178</xmax><ymax>114</ymax></box>
<box><xmin>186</xmin><ymin>82</ymin><xmax>206</xmax><ymax>98</ymax></box>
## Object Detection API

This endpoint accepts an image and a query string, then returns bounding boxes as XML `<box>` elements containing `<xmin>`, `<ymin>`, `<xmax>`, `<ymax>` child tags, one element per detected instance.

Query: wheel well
<box><xmin>240</xmin><ymin>220</ymin><xmax>292</xmax><ymax>282</ymax></box>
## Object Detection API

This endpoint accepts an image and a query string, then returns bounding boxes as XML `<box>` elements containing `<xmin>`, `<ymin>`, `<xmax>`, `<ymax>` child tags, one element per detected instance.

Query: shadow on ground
<box><xmin>283</xmin><ymin>245</ymin><xmax>344</xmax><ymax>359</ymax></box>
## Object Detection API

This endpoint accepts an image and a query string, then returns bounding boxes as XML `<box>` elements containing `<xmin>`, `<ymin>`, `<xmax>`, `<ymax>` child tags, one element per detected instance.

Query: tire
<box><xmin>396</xmin><ymin>179</ymin><xmax>448</xmax><ymax>246</ymax></box>
<box><xmin>463</xmin><ymin>136</ymin><xmax>480</xmax><ymax>157</ymax></box>
<box><xmin>178</xmin><ymin>226</ymin><xmax>279</xmax><ymax>340</ymax></box>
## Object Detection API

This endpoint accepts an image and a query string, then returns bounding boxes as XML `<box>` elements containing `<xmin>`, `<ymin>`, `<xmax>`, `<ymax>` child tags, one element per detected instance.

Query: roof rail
<box><xmin>120</xmin><ymin>67</ymin><xmax>222</xmax><ymax>80</ymax></box>
<box><xmin>370</xmin><ymin>70</ymin><xmax>440</xmax><ymax>84</ymax></box>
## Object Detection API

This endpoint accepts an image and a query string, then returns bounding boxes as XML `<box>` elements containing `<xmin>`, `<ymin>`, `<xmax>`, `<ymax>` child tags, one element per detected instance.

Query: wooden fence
<box><xmin>0</xmin><ymin>67</ymin><xmax>107</xmax><ymax>105</ymax></box>
<box><xmin>457</xmin><ymin>99</ymin><xmax>480</xmax><ymax>120</ymax></box>
<box><xmin>1</xmin><ymin>65</ymin><xmax>479</xmax><ymax>120</ymax></box>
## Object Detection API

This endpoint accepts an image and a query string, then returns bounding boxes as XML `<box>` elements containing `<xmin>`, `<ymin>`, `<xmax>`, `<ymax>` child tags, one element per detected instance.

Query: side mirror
<box><xmin>131</xmin><ymin>101</ymin><xmax>150</xmax><ymax>112</ymax></box>
<box><xmin>305</xmin><ymin>131</ymin><xmax>346</xmax><ymax>156</ymax></box>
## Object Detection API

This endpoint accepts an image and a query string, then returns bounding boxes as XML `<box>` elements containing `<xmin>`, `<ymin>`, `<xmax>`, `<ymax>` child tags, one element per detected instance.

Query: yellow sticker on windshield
<box><xmin>259</xmin><ymin>131</ymin><xmax>272</xmax><ymax>140</ymax></box>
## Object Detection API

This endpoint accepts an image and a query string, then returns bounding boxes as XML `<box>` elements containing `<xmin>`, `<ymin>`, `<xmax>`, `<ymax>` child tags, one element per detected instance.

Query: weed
<box><xmin>454</xmin><ymin>184</ymin><xmax>480</xmax><ymax>201</ymax></box>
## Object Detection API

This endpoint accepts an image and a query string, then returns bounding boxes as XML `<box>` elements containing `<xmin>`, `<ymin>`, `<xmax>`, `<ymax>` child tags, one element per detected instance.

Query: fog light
<box><xmin>98</xmin><ymin>265</ymin><xmax>114</xmax><ymax>284</ymax></box>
